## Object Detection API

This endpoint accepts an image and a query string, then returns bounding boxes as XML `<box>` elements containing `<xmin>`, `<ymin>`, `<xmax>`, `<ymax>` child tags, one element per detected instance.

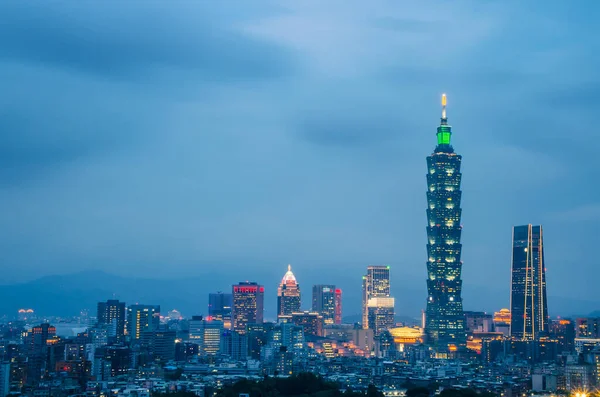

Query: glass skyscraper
<box><xmin>312</xmin><ymin>285</ymin><xmax>336</xmax><ymax>324</ymax></box>
<box><xmin>510</xmin><ymin>224</ymin><xmax>549</xmax><ymax>340</ymax></box>
<box><xmin>362</xmin><ymin>265</ymin><xmax>394</xmax><ymax>336</ymax></box>
<box><xmin>424</xmin><ymin>94</ymin><xmax>466</xmax><ymax>354</ymax></box>
<box><xmin>208</xmin><ymin>292</ymin><xmax>232</xmax><ymax>329</ymax></box>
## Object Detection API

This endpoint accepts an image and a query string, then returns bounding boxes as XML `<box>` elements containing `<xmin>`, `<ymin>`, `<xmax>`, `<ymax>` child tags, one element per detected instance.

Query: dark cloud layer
<box><xmin>0</xmin><ymin>2</ymin><xmax>294</xmax><ymax>81</ymax></box>
<box><xmin>0</xmin><ymin>1</ymin><xmax>598</xmax><ymax>317</ymax></box>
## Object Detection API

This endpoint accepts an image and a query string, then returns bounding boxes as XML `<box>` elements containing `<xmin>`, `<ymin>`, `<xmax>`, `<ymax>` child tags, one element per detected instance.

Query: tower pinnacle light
<box><xmin>441</xmin><ymin>93</ymin><xmax>447</xmax><ymax>122</ymax></box>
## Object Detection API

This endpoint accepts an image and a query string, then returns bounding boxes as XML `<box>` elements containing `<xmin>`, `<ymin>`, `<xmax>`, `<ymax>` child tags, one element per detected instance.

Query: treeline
<box><xmin>407</xmin><ymin>387</ymin><xmax>496</xmax><ymax>397</ymax></box>
<box><xmin>216</xmin><ymin>373</ymin><xmax>384</xmax><ymax>397</ymax></box>
<box><xmin>153</xmin><ymin>374</ymin><xmax>497</xmax><ymax>397</ymax></box>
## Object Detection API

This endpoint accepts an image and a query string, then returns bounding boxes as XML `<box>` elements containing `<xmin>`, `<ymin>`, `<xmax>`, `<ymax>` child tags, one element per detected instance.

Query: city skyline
<box><xmin>1</xmin><ymin>2</ymin><xmax>599</xmax><ymax>395</ymax></box>
<box><xmin>0</xmin><ymin>2</ymin><xmax>598</xmax><ymax>318</ymax></box>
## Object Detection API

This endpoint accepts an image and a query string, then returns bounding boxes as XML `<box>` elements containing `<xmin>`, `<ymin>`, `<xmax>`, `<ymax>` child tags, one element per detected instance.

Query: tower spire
<box><xmin>441</xmin><ymin>93</ymin><xmax>447</xmax><ymax>125</ymax></box>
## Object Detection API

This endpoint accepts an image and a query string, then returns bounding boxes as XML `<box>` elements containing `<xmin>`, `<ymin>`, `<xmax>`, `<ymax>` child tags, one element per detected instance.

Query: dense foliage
<box><xmin>217</xmin><ymin>373</ymin><xmax>384</xmax><ymax>397</ymax></box>
<box><xmin>406</xmin><ymin>387</ymin><xmax>496</xmax><ymax>397</ymax></box>
<box><xmin>152</xmin><ymin>392</ymin><xmax>199</xmax><ymax>397</ymax></box>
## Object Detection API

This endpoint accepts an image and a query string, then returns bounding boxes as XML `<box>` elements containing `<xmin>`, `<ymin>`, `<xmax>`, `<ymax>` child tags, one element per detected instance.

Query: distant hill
<box><xmin>0</xmin><ymin>270</ymin><xmax>214</xmax><ymax>318</ymax></box>
<box><xmin>0</xmin><ymin>270</ymin><xmax>594</xmax><ymax>320</ymax></box>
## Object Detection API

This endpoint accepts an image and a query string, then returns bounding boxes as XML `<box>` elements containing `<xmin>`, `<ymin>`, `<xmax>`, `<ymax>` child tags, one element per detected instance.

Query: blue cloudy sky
<box><xmin>0</xmin><ymin>1</ymin><xmax>598</xmax><ymax>317</ymax></box>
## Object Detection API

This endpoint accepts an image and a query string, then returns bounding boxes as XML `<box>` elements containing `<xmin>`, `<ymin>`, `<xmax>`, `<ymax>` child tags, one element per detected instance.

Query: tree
<box><xmin>406</xmin><ymin>387</ymin><xmax>429</xmax><ymax>397</ymax></box>
<box><xmin>366</xmin><ymin>384</ymin><xmax>383</xmax><ymax>397</ymax></box>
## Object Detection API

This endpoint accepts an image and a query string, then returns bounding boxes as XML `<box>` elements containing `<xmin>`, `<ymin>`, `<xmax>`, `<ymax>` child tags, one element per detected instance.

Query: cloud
<box><xmin>0</xmin><ymin>0</ymin><xmax>598</xmax><ymax>316</ymax></box>
<box><xmin>0</xmin><ymin>2</ymin><xmax>295</xmax><ymax>82</ymax></box>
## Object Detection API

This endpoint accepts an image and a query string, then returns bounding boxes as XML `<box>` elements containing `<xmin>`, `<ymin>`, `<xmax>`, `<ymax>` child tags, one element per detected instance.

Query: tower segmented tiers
<box><xmin>424</xmin><ymin>94</ymin><xmax>466</xmax><ymax>356</ymax></box>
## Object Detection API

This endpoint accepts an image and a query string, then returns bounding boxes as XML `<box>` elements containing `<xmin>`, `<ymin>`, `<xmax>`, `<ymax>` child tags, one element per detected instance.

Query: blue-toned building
<box><xmin>424</xmin><ymin>95</ymin><xmax>466</xmax><ymax>355</ymax></box>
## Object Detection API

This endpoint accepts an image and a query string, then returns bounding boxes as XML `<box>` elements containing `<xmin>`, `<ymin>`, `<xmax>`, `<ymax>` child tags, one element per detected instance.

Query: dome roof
<box><xmin>389</xmin><ymin>327</ymin><xmax>423</xmax><ymax>338</ymax></box>
<box><xmin>281</xmin><ymin>264</ymin><xmax>297</xmax><ymax>284</ymax></box>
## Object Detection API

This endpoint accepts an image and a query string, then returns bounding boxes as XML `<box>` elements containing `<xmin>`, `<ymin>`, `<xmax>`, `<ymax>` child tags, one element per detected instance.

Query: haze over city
<box><xmin>1</xmin><ymin>1</ymin><xmax>599</xmax><ymax>318</ymax></box>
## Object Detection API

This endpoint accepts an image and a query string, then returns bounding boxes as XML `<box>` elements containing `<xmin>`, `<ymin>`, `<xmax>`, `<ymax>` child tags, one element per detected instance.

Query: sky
<box><xmin>0</xmin><ymin>1</ymin><xmax>598</xmax><ymax>317</ymax></box>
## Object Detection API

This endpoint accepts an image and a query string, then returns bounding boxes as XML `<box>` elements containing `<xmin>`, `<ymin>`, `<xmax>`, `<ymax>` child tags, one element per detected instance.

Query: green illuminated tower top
<box><xmin>436</xmin><ymin>94</ymin><xmax>452</xmax><ymax>147</ymax></box>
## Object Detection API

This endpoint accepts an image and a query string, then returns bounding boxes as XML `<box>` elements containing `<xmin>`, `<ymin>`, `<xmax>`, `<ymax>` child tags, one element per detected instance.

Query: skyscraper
<box><xmin>510</xmin><ymin>224</ymin><xmax>549</xmax><ymax>340</ymax></box>
<box><xmin>312</xmin><ymin>285</ymin><xmax>336</xmax><ymax>325</ymax></box>
<box><xmin>232</xmin><ymin>282</ymin><xmax>264</xmax><ymax>334</ymax></box>
<box><xmin>362</xmin><ymin>265</ymin><xmax>394</xmax><ymax>335</ymax></box>
<box><xmin>189</xmin><ymin>315</ymin><xmax>224</xmax><ymax>356</ymax></box>
<box><xmin>335</xmin><ymin>288</ymin><xmax>342</xmax><ymax>325</ymax></box>
<box><xmin>424</xmin><ymin>94</ymin><xmax>466</xmax><ymax>354</ymax></box>
<box><xmin>97</xmin><ymin>300</ymin><xmax>126</xmax><ymax>343</ymax></box>
<box><xmin>208</xmin><ymin>292</ymin><xmax>232</xmax><ymax>329</ymax></box>
<box><xmin>277</xmin><ymin>265</ymin><xmax>301</xmax><ymax>320</ymax></box>
<box><xmin>126</xmin><ymin>304</ymin><xmax>160</xmax><ymax>341</ymax></box>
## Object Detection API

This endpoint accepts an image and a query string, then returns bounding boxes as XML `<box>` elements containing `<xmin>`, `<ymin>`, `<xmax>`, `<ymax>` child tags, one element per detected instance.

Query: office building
<box><xmin>464</xmin><ymin>311</ymin><xmax>493</xmax><ymax>333</ymax></box>
<box><xmin>362</xmin><ymin>265</ymin><xmax>393</xmax><ymax>332</ymax></box>
<box><xmin>140</xmin><ymin>329</ymin><xmax>176</xmax><ymax>362</ymax></box>
<box><xmin>335</xmin><ymin>288</ymin><xmax>342</xmax><ymax>324</ymax></box>
<box><xmin>312</xmin><ymin>285</ymin><xmax>336</xmax><ymax>325</ymax></box>
<box><xmin>510</xmin><ymin>225</ymin><xmax>549</xmax><ymax>340</ymax></box>
<box><xmin>208</xmin><ymin>292</ymin><xmax>232</xmax><ymax>329</ymax></box>
<box><xmin>232</xmin><ymin>282</ymin><xmax>264</xmax><ymax>334</ymax></box>
<box><xmin>126</xmin><ymin>304</ymin><xmax>160</xmax><ymax>341</ymax></box>
<box><xmin>24</xmin><ymin>323</ymin><xmax>57</xmax><ymax>386</ymax></box>
<box><xmin>291</xmin><ymin>311</ymin><xmax>324</xmax><ymax>337</ymax></box>
<box><xmin>0</xmin><ymin>362</ymin><xmax>9</xmax><ymax>397</ymax></box>
<box><xmin>550</xmin><ymin>319</ymin><xmax>575</xmax><ymax>354</ymax></box>
<box><xmin>576</xmin><ymin>318</ymin><xmax>600</xmax><ymax>338</ymax></box>
<box><xmin>367</xmin><ymin>297</ymin><xmax>395</xmax><ymax>336</ymax></box>
<box><xmin>189</xmin><ymin>315</ymin><xmax>224</xmax><ymax>356</ymax></box>
<box><xmin>424</xmin><ymin>94</ymin><xmax>466</xmax><ymax>355</ymax></box>
<box><xmin>97</xmin><ymin>300</ymin><xmax>126</xmax><ymax>343</ymax></box>
<box><xmin>220</xmin><ymin>330</ymin><xmax>248</xmax><ymax>361</ymax></box>
<box><xmin>277</xmin><ymin>265</ymin><xmax>301</xmax><ymax>320</ymax></box>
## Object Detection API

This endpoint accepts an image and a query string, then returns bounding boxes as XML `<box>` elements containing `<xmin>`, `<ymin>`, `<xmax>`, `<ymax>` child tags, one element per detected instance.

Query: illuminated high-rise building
<box><xmin>208</xmin><ymin>292</ymin><xmax>232</xmax><ymax>329</ymax></box>
<box><xmin>97</xmin><ymin>299</ymin><xmax>126</xmax><ymax>343</ymax></box>
<box><xmin>277</xmin><ymin>265</ymin><xmax>301</xmax><ymax>320</ymax></box>
<box><xmin>335</xmin><ymin>288</ymin><xmax>342</xmax><ymax>324</ymax></box>
<box><xmin>362</xmin><ymin>265</ymin><xmax>394</xmax><ymax>335</ymax></box>
<box><xmin>510</xmin><ymin>225</ymin><xmax>549</xmax><ymax>340</ymax></box>
<box><xmin>126</xmin><ymin>304</ymin><xmax>160</xmax><ymax>341</ymax></box>
<box><xmin>189</xmin><ymin>315</ymin><xmax>224</xmax><ymax>356</ymax></box>
<box><xmin>291</xmin><ymin>311</ymin><xmax>324</xmax><ymax>337</ymax></box>
<box><xmin>367</xmin><ymin>298</ymin><xmax>395</xmax><ymax>336</ymax></box>
<box><xmin>312</xmin><ymin>285</ymin><xmax>336</xmax><ymax>325</ymax></box>
<box><xmin>424</xmin><ymin>94</ymin><xmax>466</xmax><ymax>354</ymax></box>
<box><xmin>232</xmin><ymin>282</ymin><xmax>264</xmax><ymax>334</ymax></box>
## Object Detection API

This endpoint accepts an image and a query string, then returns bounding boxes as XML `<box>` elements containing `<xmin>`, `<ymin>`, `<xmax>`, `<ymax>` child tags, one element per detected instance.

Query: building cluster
<box><xmin>0</xmin><ymin>96</ymin><xmax>594</xmax><ymax>396</ymax></box>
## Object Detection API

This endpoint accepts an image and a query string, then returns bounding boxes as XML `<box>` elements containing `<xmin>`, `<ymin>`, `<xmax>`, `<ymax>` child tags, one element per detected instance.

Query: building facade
<box><xmin>576</xmin><ymin>317</ymin><xmax>600</xmax><ymax>338</ymax></box>
<box><xmin>189</xmin><ymin>316</ymin><xmax>224</xmax><ymax>356</ymax></box>
<box><xmin>312</xmin><ymin>285</ymin><xmax>336</xmax><ymax>325</ymax></box>
<box><xmin>424</xmin><ymin>94</ymin><xmax>466</xmax><ymax>354</ymax></box>
<box><xmin>277</xmin><ymin>265</ymin><xmax>301</xmax><ymax>320</ymax></box>
<box><xmin>232</xmin><ymin>282</ymin><xmax>264</xmax><ymax>334</ymax></box>
<box><xmin>126</xmin><ymin>304</ymin><xmax>160</xmax><ymax>341</ymax></box>
<box><xmin>510</xmin><ymin>224</ymin><xmax>549</xmax><ymax>340</ymax></box>
<box><xmin>208</xmin><ymin>292</ymin><xmax>232</xmax><ymax>329</ymax></box>
<box><xmin>362</xmin><ymin>265</ymin><xmax>393</xmax><ymax>333</ymax></box>
<box><xmin>367</xmin><ymin>297</ymin><xmax>395</xmax><ymax>336</ymax></box>
<box><xmin>291</xmin><ymin>311</ymin><xmax>324</xmax><ymax>337</ymax></box>
<box><xmin>97</xmin><ymin>300</ymin><xmax>126</xmax><ymax>343</ymax></box>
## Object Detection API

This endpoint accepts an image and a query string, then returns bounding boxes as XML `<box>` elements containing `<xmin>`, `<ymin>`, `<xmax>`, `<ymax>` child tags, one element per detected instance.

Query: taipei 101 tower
<box><xmin>424</xmin><ymin>95</ymin><xmax>467</xmax><ymax>356</ymax></box>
